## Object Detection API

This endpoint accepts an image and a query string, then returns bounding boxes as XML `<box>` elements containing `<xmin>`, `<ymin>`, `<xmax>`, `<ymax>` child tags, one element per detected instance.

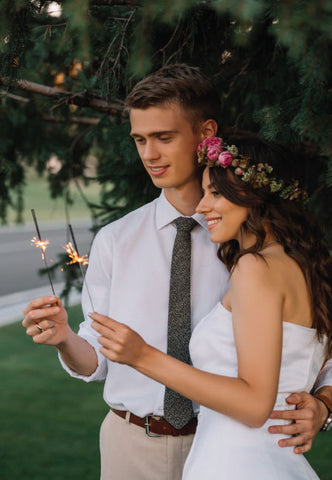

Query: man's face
<box><xmin>130</xmin><ymin>104</ymin><xmax>204</xmax><ymax>192</ymax></box>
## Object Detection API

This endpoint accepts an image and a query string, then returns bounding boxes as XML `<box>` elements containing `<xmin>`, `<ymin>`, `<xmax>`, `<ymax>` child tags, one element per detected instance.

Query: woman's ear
<box><xmin>201</xmin><ymin>119</ymin><xmax>218</xmax><ymax>140</ymax></box>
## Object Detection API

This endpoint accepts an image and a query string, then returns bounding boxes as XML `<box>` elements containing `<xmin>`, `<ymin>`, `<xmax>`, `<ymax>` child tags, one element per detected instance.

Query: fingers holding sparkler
<box><xmin>22</xmin><ymin>295</ymin><xmax>69</xmax><ymax>346</ymax></box>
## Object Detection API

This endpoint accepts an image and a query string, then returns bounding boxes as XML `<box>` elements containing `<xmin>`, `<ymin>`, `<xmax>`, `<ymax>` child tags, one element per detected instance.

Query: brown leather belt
<box><xmin>111</xmin><ymin>408</ymin><xmax>197</xmax><ymax>437</ymax></box>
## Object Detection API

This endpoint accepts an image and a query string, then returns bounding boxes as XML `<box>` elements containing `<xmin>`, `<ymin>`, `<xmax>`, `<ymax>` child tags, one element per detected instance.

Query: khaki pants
<box><xmin>100</xmin><ymin>410</ymin><xmax>194</xmax><ymax>480</ymax></box>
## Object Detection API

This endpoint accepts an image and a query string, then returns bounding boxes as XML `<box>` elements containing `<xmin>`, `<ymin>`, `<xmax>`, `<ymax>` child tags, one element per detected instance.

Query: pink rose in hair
<box><xmin>206</xmin><ymin>146</ymin><xmax>221</xmax><ymax>161</ymax></box>
<box><xmin>204</xmin><ymin>137</ymin><xmax>223</xmax><ymax>149</ymax></box>
<box><xmin>218</xmin><ymin>151</ymin><xmax>233</xmax><ymax>168</ymax></box>
<box><xmin>197</xmin><ymin>136</ymin><xmax>223</xmax><ymax>153</ymax></box>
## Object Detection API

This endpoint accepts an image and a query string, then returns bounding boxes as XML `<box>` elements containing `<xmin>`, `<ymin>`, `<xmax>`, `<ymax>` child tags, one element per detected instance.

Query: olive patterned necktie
<box><xmin>163</xmin><ymin>216</ymin><xmax>197</xmax><ymax>429</ymax></box>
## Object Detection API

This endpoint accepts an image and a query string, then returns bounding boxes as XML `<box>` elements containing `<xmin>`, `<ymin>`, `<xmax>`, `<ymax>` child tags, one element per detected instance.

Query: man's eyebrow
<box><xmin>130</xmin><ymin>130</ymin><xmax>178</xmax><ymax>138</ymax></box>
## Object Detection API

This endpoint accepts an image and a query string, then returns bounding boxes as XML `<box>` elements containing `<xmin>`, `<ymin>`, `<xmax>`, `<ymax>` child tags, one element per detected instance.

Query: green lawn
<box><xmin>1</xmin><ymin>306</ymin><xmax>331</xmax><ymax>479</ymax></box>
<box><xmin>0</xmin><ymin>305</ymin><xmax>107</xmax><ymax>480</ymax></box>
<box><xmin>7</xmin><ymin>168</ymin><xmax>101</xmax><ymax>224</ymax></box>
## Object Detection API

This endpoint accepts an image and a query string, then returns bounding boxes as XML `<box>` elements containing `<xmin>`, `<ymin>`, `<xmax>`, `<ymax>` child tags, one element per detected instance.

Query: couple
<box><xmin>23</xmin><ymin>64</ymin><xmax>332</xmax><ymax>479</ymax></box>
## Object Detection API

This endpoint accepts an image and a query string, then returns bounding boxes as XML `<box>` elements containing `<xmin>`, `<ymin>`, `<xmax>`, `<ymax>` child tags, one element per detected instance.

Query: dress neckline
<box><xmin>217</xmin><ymin>302</ymin><xmax>318</xmax><ymax>333</ymax></box>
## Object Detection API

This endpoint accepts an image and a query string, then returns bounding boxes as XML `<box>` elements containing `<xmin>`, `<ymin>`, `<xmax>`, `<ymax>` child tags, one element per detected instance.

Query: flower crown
<box><xmin>197</xmin><ymin>137</ymin><xmax>308</xmax><ymax>203</ymax></box>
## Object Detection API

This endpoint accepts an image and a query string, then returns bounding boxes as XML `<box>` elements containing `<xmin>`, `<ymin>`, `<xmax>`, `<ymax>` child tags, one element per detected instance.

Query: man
<box><xmin>22</xmin><ymin>64</ymin><xmax>332</xmax><ymax>480</ymax></box>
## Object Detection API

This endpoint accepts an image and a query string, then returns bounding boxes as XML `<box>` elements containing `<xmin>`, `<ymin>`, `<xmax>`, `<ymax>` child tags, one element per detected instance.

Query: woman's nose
<box><xmin>196</xmin><ymin>195</ymin><xmax>210</xmax><ymax>214</ymax></box>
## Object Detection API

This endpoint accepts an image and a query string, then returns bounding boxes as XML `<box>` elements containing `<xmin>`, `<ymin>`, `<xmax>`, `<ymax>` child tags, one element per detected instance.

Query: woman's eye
<box><xmin>211</xmin><ymin>191</ymin><xmax>220</xmax><ymax>197</ymax></box>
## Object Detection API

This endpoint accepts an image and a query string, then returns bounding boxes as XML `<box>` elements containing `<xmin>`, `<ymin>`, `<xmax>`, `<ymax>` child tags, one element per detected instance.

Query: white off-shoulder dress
<box><xmin>183</xmin><ymin>303</ymin><xmax>327</xmax><ymax>480</ymax></box>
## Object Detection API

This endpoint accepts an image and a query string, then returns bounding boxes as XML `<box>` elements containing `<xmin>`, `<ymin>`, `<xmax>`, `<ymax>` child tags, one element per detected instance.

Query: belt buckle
<box><xmin>144</xmin><ymin>415</ymin><xmax>163</xmax><ymax>437</ymax></box>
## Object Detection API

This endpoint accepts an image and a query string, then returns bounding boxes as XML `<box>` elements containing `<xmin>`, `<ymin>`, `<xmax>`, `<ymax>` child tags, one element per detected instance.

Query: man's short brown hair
<box><xmin>125</xmin><ymin>63</ymin><xmax>221</xmax><ymax>130</ymax></box>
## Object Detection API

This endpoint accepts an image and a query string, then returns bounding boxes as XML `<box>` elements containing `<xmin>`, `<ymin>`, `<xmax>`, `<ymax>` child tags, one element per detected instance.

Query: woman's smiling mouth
<box><xmin>206</xmin><ymin>217</ymin><xmax>222</xmax><ymax>229</ymax></box>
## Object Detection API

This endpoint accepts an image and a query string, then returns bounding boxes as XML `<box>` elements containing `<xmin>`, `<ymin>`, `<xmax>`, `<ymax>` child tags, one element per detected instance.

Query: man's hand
<box><xmin>22</xmin><ymin>296</ymin><xmax>70</xmax><ymax>346</ymax></box>
<box><xmin>268</xmin><ymin>392</ymin><xmax>327</xmax><ymax>454</ymax></box>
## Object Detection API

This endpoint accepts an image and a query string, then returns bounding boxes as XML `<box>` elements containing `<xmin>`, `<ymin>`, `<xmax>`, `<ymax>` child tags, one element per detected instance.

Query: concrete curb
<box><xmin>0</xmin><ymin>217</ymin><xmax>93</xmax><ymax>235</ymax></box>
<box><xmin>0</xmin><ymin>283</ymin><xmax>82</xmax><ymax>327</ymax></box>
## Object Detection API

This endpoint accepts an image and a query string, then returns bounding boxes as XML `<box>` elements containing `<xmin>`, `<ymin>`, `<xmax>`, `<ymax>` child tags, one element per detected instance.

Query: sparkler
<box><xmin>64</xmin><ymin>223</ymin><xmax>95</xmax><ymax>311</ymax></box>
<box><xmin>31</xmin><ymin>208</ymin><xmax>56</xmax><ymax>296</ymax></box>
<box><xmin>64</xmin><ymin>242</ymin><xmax>89</xmax><ymax>266</ymax></box>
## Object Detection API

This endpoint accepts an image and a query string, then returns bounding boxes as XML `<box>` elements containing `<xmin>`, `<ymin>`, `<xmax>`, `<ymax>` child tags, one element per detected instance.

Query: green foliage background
<box><xmin>0</xmin><ymin>2</ymin><xmax>332</xmax><ymax>474</ymax></box>
<box><xmin>0</xmin><ymin>0</ymin><xmax>331</xmax><ymax>237</ymax></box>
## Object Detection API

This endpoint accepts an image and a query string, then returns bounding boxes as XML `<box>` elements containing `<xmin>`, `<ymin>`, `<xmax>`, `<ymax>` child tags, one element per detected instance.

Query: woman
<box><xmin>91</xmin><ymin>136</ymin><xmax>332</xmax><ymax>479</ymax></box>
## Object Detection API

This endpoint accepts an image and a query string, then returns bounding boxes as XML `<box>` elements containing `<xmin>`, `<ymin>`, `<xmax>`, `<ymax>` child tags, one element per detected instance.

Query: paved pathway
<box><xmin>0</xmin><ymin>218</ymin><xmax>94</xmax><ymax>295</ymax></box>
<box><xmin>0</xmin><ymin>282</ymin><xmax>82</xmax><ymax>327</ymax></box>
<box><xmin>0</xmin><ymin>219</ymin><xmax>93</xmax><ymax>327</ymax></box>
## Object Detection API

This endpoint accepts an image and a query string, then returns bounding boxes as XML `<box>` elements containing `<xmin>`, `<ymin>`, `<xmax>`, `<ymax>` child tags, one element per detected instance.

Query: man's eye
<box><xmin>134</xmin><ymin>138</ymin><xmax>145</xmax><ymax>144</ymax></box>
<box><xmin>159</xmin><ymin>136</ymin><xmax>171</xmax><ymax>142</ymax></box>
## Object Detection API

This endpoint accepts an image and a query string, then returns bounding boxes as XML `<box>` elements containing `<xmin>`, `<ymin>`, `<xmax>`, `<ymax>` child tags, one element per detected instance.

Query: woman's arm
<box><xmin>90</xmin><ymin>254</ymin><xmax>283</xmax><ymax>428</ymax></box>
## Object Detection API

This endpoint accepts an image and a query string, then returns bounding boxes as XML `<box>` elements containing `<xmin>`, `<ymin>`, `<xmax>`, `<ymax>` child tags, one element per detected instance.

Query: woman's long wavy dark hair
<box><xmin>209</xmin><ymin>136</ymin><xmax>332</xmax><ymax>353</ymax></box>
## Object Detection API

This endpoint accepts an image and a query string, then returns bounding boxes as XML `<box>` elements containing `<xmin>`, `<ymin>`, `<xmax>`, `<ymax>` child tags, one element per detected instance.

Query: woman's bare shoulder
<box><xmin>231</xmin><ymin>251</ymin><xmax>285</xmax><ymax>295</ymax></box>
<box><xmin>232</xmin><ymin>252</ymin><xmax>272</xmax><ymax>278</ymax></box>
<box><xmin>230</xmin><ymin>252</ymin><xmax>285</xmax><ymax>316</ymax></box>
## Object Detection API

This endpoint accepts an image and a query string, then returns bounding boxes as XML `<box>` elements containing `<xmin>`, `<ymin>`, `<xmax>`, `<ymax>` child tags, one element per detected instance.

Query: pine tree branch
<box><xmin>0</xmin><ymin>89</ymin><xmax>29</xmax><ymax>103</ymax></box>
<box><xmin>91</xmin><ymin>0</ymin><xmax>141</xmax><ymax>5</ymax></box>
<box><xmin>54</xmin><ymin>0</ymin><xmax>141</xmax><ymax>6</ymax></box>
<box><xmin>0</xmin><ymin>88</ymin><xmax>102</xmax><ymax>125</ymax></box>
<box><xmin>0</xmin><ymin>77</ymin><xmax>125</xmax><ymax>115</ymax></box>
<box><xmin>42</xmin><ymin>114</ymin><xmax>101</xmax><ymax>125</ymax></box>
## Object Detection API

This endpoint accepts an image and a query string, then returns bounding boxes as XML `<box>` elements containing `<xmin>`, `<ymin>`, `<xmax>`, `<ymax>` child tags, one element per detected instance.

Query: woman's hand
<box><xmin>22</xmin><ymin>296</ymin><xmax>70</xmax><ymax>346</ymax></box>
<box><xmin>89</xmin><ymin>312</ymin><xmax>148</xmax><ymax>367</ymax></box>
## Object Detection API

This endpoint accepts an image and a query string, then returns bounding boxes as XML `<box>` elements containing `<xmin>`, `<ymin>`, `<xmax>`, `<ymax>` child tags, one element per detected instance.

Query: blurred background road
<box><xmin>0</xmin><ymin>165</ymin><xmax>101</xmax><ymax>326</ymax></box>
<box><xmin>0</xmin><ymin>219</ymin><xmax>94</xmax><ymax>325</ymax></box>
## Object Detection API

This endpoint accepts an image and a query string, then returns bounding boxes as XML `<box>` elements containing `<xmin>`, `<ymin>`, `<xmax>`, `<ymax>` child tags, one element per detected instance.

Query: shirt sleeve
<box><xmin>58</xmin><ymin>228</ymin><xmax>113</xmax><ymax>382</ymax></box>
<box><xmin>313</xmin><ymin>358</ymin><xmax>332</xmax><ymax>391</ymax></box>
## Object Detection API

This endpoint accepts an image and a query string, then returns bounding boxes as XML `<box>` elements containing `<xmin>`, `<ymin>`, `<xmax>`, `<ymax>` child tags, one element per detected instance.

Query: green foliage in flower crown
<box><xmin>0</xmin><ymin>0</ymin><xmax>331</xmax><ymax>250</ymax></box>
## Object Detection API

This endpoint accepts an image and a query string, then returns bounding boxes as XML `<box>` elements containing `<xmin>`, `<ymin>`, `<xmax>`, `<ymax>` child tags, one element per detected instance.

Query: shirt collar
<box><xmin>156</xmin><ymin>190</ymin><xmax>208</xmax><ymax>230</ymax></box>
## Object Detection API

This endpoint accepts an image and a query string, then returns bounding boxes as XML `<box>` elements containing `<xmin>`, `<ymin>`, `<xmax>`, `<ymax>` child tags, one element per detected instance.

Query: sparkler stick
<box><xmin>31</xmin><ymin>208</ymin><xmax>56</xmax><ymax>296</ymax></box>
<box><xmin>66</xmin><ymin>223</ymin><xmax>95</xmax><ymax>311</ymax></box>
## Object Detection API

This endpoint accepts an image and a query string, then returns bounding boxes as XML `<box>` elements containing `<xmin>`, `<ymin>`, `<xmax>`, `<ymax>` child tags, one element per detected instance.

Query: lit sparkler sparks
<box><xmin>31</xmin><ymin>209</ymin><xmax>56</xmax><ymax>296</ymax></box>
<box><xmin>64</xmin><ymin>242</ymin><xmax>89</xmax><ymax>266</ymax></box>
<box><xmin>64</xmin><ymin>224</ymin><xmax>95</xmax><ymax>311</ymax></box>
<box><xmin>31</xmin><ymin>237</ymin><xmax>50</xmax><ymax>259</ymax></box>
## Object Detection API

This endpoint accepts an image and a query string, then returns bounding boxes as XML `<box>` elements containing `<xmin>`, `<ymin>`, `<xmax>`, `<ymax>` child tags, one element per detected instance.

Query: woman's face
<box><xmin>196</xmin><ymin>168</ymin><xmax>249</xmax><ymax>244</ymax></box>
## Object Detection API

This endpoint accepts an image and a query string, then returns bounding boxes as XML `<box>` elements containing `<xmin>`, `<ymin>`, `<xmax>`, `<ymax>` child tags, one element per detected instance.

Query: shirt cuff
<box><xmin>58</xmin><ymin>332</ymin><xmax>108</xmax><ymax>382</ymax></box>
<box><xmin>313</xmin><ymin>358</ymin><xmax>332</xmax><ymax>392</ymax></box>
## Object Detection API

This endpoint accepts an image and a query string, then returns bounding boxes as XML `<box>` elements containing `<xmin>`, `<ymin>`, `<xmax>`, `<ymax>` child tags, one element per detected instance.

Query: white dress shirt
<box><xmin>314</xmin><ymin>358</ymin><xmax>332</xmax><ymax>391</ymax></box>
<box><xmin>60</xmin><ymin>191</ymin><xmax>229</xmax><ymax>417</ymax></box>
<box><xmin>59</xmin><ymin>191</ymin><xmax>331</xmax><ymax>414</ymax></box>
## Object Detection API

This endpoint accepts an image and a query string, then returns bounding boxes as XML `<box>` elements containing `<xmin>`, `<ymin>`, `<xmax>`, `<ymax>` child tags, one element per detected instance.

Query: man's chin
<box><xmin>149</xmin><ymin>177</ymin><xmax>168</xmax><ymax>189</ymax></box>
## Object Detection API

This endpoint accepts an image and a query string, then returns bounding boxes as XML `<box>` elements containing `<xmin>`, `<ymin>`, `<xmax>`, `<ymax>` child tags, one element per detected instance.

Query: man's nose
<box><xmin>142</xmin><ymin>141</ymin><xmax>160</xmax><ymax>161</ymax></box>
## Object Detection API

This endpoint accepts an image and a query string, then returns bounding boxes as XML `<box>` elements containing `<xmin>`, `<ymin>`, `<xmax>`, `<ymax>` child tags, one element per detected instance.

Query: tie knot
<box><xmin>174</xmin><ymin>217</ymin><xmax>197</xmax><ymax>233</ymax></box>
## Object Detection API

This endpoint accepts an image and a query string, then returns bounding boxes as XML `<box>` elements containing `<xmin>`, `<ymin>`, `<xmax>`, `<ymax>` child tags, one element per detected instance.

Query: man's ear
<box><xmin>201</xmin><ymin>119</ymin><xmax>218</xmax><ymax>140</ymax></box>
